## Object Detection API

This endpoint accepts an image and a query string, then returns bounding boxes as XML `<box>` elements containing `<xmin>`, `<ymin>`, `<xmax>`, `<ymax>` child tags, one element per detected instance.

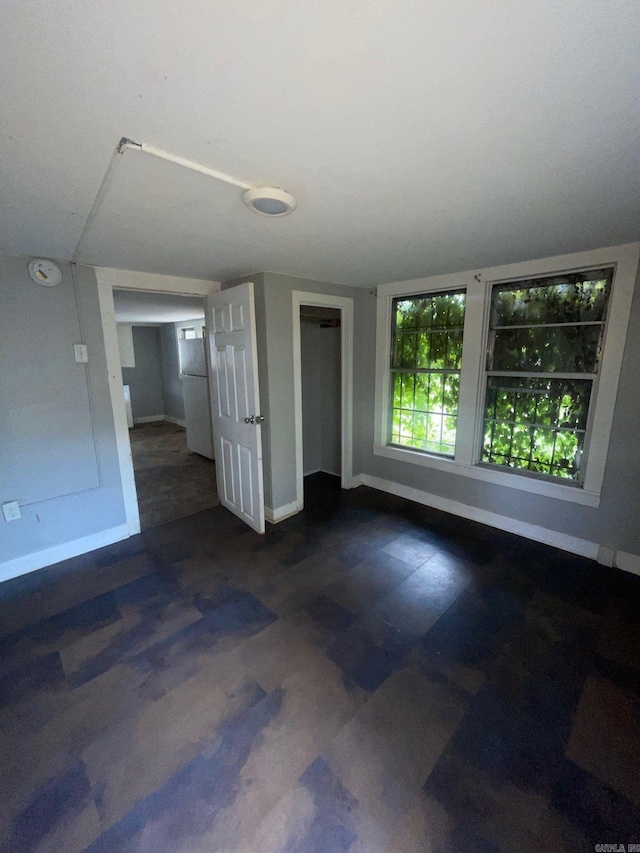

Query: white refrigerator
<box><xmin>179</xmin><ymin>338</ymin><xmax>215</xmax><ymax>460</ymax></box>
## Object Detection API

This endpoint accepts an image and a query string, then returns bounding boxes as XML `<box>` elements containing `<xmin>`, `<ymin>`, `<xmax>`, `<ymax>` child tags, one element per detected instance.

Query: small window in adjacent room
<box><xmin>390</xmin><ymin>289</ymin><xmax>466</xmax><ymax>456</ymax></box>
<box><xmin>481</xmin><ymin>268</ymin><xmax>613</xmax><ymax>482</ymax></box>
<box><xmin>176</xmin><ymin>320</ymin><xmax>206</xmax><ymax>373</ymax></box>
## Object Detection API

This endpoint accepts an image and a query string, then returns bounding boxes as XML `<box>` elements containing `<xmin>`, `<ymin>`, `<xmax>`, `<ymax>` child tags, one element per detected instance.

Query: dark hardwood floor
<box><xmin>129</xmin><ymin>421</ymin><xmax>218</xmax><ymax>530</ymax></box>
<box><xmin>0</xmin><ymin>473</ymin><xmax>639</xmax><ymax>852</ymax></box>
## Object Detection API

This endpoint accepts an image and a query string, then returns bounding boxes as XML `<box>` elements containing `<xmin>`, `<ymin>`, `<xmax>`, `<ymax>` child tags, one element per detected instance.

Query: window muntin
<box><xmin>390</xmin><ymin>290</ymin><xmax>466</xmax><ymax>456</ymax></box>
<box><xmin>481</xmin><ymin>268</ymin><xmax>613</xmax><ymax>481</ymax></box>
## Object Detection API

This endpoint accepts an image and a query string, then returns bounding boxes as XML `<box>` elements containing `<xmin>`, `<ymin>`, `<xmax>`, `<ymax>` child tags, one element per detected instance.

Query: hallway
<box><xmin>130</xmin><ymin>421</ymin><xmax>218</xmax><ymax>529</ymax></box>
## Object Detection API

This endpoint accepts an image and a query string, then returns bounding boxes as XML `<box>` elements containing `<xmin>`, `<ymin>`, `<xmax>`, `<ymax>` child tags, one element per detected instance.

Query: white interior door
<box><xmin>205</xmin><ymin>282</ymin><xmax>265</xmax><ymax>533</ymax></box>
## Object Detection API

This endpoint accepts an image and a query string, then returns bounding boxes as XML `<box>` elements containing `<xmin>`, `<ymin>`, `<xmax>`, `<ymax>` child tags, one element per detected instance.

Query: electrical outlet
<box><xmin>2</xmin><ymin>501</ymin><xmax>21</xmax><ymax>522</ymax></box>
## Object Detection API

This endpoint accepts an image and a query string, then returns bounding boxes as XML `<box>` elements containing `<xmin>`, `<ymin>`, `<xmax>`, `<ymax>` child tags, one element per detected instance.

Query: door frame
<box><xmin>292</xmin><ymin>291</ymin><xmax>354</xmax><ymax>511</ymax></box>
<box><xmin>96</xmin><ymin>269</ymin><xmax>217</xmax><ymax>536</ymax></box>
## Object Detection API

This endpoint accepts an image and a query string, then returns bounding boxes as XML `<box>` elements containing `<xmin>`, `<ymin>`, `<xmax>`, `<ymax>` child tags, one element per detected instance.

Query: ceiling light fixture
<box><xmin>74</xmin><ymin>138</ymin><xmax>299</xmax><ymax>262</ymax></box>
<box><xmin>118</xmin><ymin>139</ymin><xmax>297</xmax><ymax>217</ymax></box>
<box><xmin>243</xmin><ymin>187</ymin><xmax>297</xmax><ymax>217</ymax></box>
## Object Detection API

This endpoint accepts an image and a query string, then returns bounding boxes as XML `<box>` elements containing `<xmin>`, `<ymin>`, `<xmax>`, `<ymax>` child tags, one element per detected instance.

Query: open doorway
<box><xmin>300</xmin><ymin>306</ymin><xmax>342</xmax><ymax>488</ymax></box>
<box><xmin>292</xmin><ymin>291</ymin><xmax>354</xmax><ymax>513</ymax></box>
<box><xmin>112</xmin><ymin>289</ymin><xmax>218</xmax><ymax>529</ymax></box>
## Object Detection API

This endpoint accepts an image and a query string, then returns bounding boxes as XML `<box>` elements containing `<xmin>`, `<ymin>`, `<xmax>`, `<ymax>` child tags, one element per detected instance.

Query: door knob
<box><xmin>255</xmin><ymin>415</ymin><xmax>265</xmax><ymax>423</ymax></box>
<box><xmin>244</xmin><ymin>415</ymin><xmax>265</xmax><ymax>424</ymax></box>
<box><xmin>244</xmin><ymin>415</ymin><xmax>255</xmax><ymax>424</ymax></box>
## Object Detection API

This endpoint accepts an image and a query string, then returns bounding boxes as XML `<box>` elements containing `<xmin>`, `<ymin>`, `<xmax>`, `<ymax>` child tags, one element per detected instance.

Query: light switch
<box><xmin>74</xmin><ymin>343</ymin><xmax>89</xmax><ymax>363</ymax></box>
<box><xmin>2</xmin><ymin>501</ymin><xmax>21</xmax><ymax>522</ymax></box>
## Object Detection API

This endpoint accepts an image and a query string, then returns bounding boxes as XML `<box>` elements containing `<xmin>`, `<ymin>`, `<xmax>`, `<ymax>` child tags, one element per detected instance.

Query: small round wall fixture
<box><xmin>243</xmin><ymin>186</ymin><xmax>297</xmax><ymax>217</ymax></box>
<box><xmin>28</xmin><ymin>258</ymin><xmax>62</xmax><ymax>286</ymax></box>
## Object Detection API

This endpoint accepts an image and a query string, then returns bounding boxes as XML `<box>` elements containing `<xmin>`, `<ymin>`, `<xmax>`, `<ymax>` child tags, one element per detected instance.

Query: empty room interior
<box><xmin>1</xmin><ymin>3</ymin><xmax>639</xmax><ymax>851</ymax></box>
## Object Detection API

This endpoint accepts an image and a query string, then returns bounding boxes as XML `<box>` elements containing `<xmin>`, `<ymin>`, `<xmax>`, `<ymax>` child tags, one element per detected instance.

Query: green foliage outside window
<box><xmin>483</xmin><ymin>376</ymin><xmax>591</xmax><ymax>478</ymax></box>
<box><xmin>493</xmin><ymin>275</ymin><xmax>609</xmax><ymax>326</ymax></box>
<box><xmin>482</xmin><ymin>269</ymin><xmax>613</xmax><ymax>481</ymax></box>
<box><xmin>390</xmin><ymin>291</ymin><xmax>465</xmax><ymax>456</ymax></box>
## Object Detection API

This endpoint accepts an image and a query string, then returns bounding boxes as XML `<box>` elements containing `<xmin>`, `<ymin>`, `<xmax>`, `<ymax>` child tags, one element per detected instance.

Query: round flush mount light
<box><xmin>243</xmin><ymin>186</ymin><xmax>297</xmax><ymax>217</ymax></box>
<box><xmin>28</xmin><ymin>258</ymin><xmax>62</xmax><ymax>286</ymax></box>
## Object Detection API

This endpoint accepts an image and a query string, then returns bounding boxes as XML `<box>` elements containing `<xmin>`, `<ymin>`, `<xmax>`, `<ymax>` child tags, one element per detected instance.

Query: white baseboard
<box><xmin>132</xmin><ymin>415</ymin><xmax>185</xmax><ymax>427</ymax></box>
<box><xmin>358</xmin><ymin>473</ymin><xmax>599</xmax><ymax>559</ymax></box>
<box><xmin>345</xmin><ymin>474</ymin><xmax>365</xmax><ymax>489</ymax></box>
<box><xmin>302</xmin><ymin>468</ymin><xmax>341</xmax><ymax>478</ymax></box>
<box><xmin>133</xmin><ymin>415</ymin><xmax>165</xmax><ymax>424</ymax></box>
<box><xmin>615</xmin><ymin>551</ymin><xmax>640</xmax><ymax>577</ymax></box>
<box><xmin>265</xmin><ymin>500</ymin><xmax>303</xmax><ymax>524</ymax></box>
<box><xmin>597</xmin><ymin>545</ymin><xmax>615</xmax><ymax>567</ymax></box>
<box><xmin>0</xmin><ymin>524</ymin><xmax>130</xmax><ymax>584</ymax></box>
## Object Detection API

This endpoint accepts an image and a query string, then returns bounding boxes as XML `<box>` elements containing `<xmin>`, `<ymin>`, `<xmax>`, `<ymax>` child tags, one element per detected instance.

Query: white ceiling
<box><xmin>2</xmin><ymin>1</ymin><xmax>639</xmax><ymax>287</ymax></box>
<box><xmin>113</xmin><ymin>289</ymin><xmax>204</xmax><ymax>324</ymax></box>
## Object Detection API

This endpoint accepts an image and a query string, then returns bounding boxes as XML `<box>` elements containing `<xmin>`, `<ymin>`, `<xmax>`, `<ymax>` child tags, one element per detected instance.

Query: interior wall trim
<box><xmin>0</xmin><ymin>524</ymin><xmax>130</xmax><ymax>584</ymax></box>
<box><xmin>133</xmin><ymin>415</ymin><xmax>165</xmax><ymax>424</ymax></box>
<box><xmin>97</xmin><ymin>279</ymin><xmax>141</xmax><ymax>536</ymax></box>
<box><xmin>3</xmin><ymin>482</ymin><xmax>637</xmax><ymax>583</ymax></box>
<box><xmin>163</xmin><ymin>416</ymin><xmax>187</xmax><ymax>428</ymax></box>
<box><xmin>264</xmin><ymin>500</ymin><xmax>302</xmax><ymax>524</ymax></box>
<box><xmin>292</xmin><ymin>290</ymin><xmax>354</xmax><ymax>513</ymax></box>
<box><xmin>357</xmin><ymin>473</ymin><xmax>600</xmax><ymax>559</ymax></box>
<box><xmin>615</xmin><ymin>551</ymin><xmax>640</xmax><ymax>577</ymax></box>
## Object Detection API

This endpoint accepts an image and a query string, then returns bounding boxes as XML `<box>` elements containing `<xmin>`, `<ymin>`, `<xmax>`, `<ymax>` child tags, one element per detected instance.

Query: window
<box><xmin>482</xmin><ymin>269</ymin><xmax>613</xmax><ymax>482</ymax></box>
<box><xmin>374</xmin><ymin>245</ymin><xmax>638</xmax><ymax>505</ymax></box>
<box><xmin>176</xmin><ymin>320</ymin><xmax>206</xmax><ymax>373</ymax></box>
<box><xmin>390</xmin><ymin>290</ymin><xmax>465</xmax><ymax>456</ymax></box>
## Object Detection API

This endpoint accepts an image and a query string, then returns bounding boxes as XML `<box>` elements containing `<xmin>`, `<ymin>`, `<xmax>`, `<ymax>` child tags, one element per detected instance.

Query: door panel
<box><xmin>216</xmin><ymin>346</ymin><xmax>231</xmax><ymax>418</ymax></box>
<box><xmin>220</xmin><ymin>437</ymin><xmax>236</xmax><ymax>508</ymax></box>
<box><xmin>205</xmin><ymin>282</ymin><xmax>265</xmax><ymax>533</ymax></box>
<box><xmin>238</xmin><ymin>444</ymin><xmax>254</xmax><ymax>515</ymax></box>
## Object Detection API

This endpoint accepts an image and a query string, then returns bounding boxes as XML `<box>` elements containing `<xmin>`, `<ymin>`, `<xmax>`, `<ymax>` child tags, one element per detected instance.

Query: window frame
<box><xmin>177</xmin><ymin>319</ymin><xmax>206</xmax><ymax>339</ymax></box>
<box><xmin>175</xmin><ymin>319</ymin><xmax>206</xmax><ymax>373</ymax></box>
<box><xmin>389</xmin><ymin>288</ymin><xmax>467</xmax><ymax>458</ymax></box>
<box><xmin>374</xmin><ymin>244</ymin><xmax>640</xmax><ymax>508</ymax></box>
<box><xmin>479</xmin><ymin>268</ymin><xmax>614</xmax><ymax>486</ymax></box>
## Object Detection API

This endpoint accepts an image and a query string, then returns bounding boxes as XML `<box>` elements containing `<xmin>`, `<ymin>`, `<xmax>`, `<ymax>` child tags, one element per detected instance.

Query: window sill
<box><xmin>372</xmin><ymin>443</ymin><xmax>601</xmax><ymax>507</ymax></box>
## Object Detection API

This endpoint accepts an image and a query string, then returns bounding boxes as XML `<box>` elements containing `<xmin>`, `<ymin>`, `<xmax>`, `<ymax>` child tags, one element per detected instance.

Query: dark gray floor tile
<box><xmin>2</xmin><ymin>472</ymin><xmax>640</xmax><ymax>852</ymax></box>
